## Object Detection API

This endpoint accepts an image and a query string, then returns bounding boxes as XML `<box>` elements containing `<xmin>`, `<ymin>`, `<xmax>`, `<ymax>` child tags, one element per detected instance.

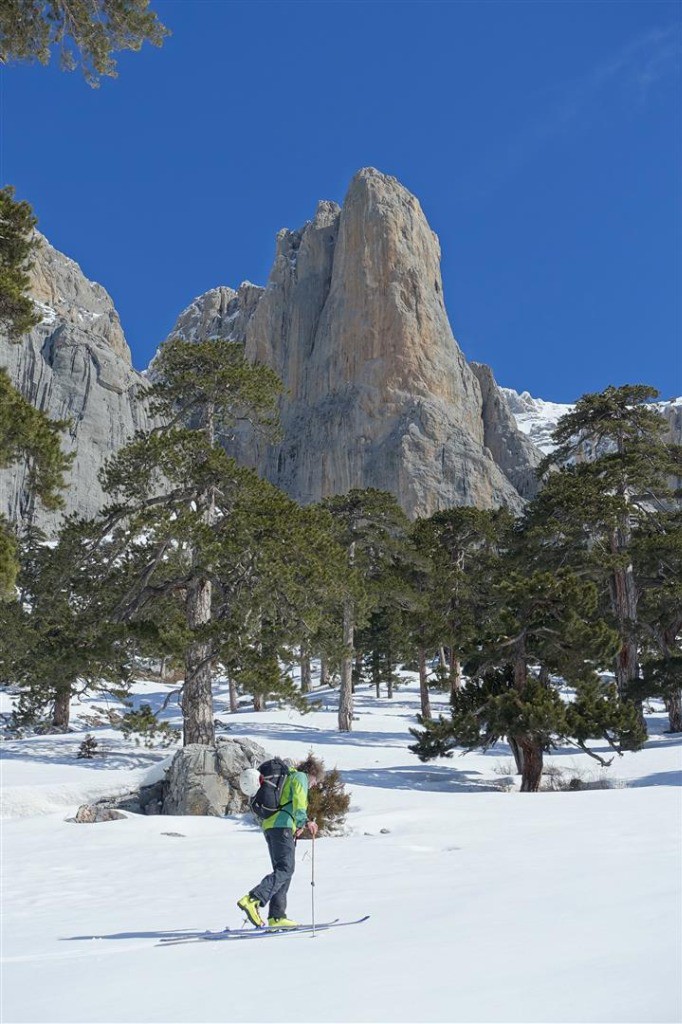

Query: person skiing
<box><xmin>237</xmin><ymin>758</ymin><xmax>320</xmax><ymax>929</ymax></box>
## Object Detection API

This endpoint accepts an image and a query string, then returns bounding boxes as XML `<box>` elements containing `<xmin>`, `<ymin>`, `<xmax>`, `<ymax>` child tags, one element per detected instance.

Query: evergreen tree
<box><xmin>0</xmin><ymin>186</ymin><xmax>40</xmax><ymax>341</ymax></box>
<box><xmin>0</xmin><ymin>189</ymin><xmax>72</xmax><ymax>596</ymax></box>
<box><xmin>94</xmin><ymin>337</ymin><xmax>347</xmax><ymax>743</ymax></box>
<box><xmin>2</xmin><ymin>520</ymin><xmax>133</xmax><ymax>731</ymax></box>
<box><xmin>0</xmin><ymin>0</ymin><xmax>169</xmax><ymax>86</ymax></box>
<box><xmin>632</xmin><ymin>510</ymin><xmax>682</xmax><ymax>731</ymax></box>
<box><xmin>537</xmin><ymin>384</ymin><xmax>679</xmax><ymax>701</ymax></box>
<box><xmin>410</xmin><ymin>564</ymin><xmax>645</xmax><ymax>792</ymax></box>
<box><xmin>320</xmin><ymin>489</ymin><xmax>410</xmax><ymax>731</ymax></box>
<box><xmin>412</xmin><ymin>508</ymin><xmax>511</xmax><ymax>698</ymax></box>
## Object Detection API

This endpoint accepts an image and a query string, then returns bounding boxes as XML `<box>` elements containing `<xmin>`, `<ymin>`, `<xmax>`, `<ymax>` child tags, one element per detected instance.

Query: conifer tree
<box><xmin>537</xmin><ymin>384</ymin><xmax>679</xmax><ymax>701</ymax></box>
<box><xmin>632</xmin><ymin>510</ymin><xmax>682</xmax><ymax>731</ymax></box>
<box><xmin>410</xmin><ymin>566</ymin><xmax>645</xmax><ymax>791</ymax></box>
<box><xmin>320</xmin><ymin>489</ymin><xmax>409</xmax><ymax>731</ymax></box>
<box><xmin>95</xmin><ymin>338</ymin><xmax>280</xmax><ymax>743</ymax></box>
<box><xmin>94</xmin><ymin>338</ymin><xmax>347</xmax><ymax>743</ymax></box>
<box><xmin>412</xmin><ymin>508</ymin><xmax>511</xmax><ymax>697</ymax></box>
<box><xmin>0</xmin><ymin>186</ymin><xmax>40</xmax><ymax>341</ymax></box>
<box><xmin>2</xmin><ymin>520</ymin><xmax>133</xmax><ymax>730</ymax></box>
<box><xmin>0</xmin><ymin>0</ymin><xmax>169</xmax><ymax>86</ymax></box>
<box><xmin>0</xmin><ymin>189</ymin><xmax>72</xmax><ymax>596</ymax></box>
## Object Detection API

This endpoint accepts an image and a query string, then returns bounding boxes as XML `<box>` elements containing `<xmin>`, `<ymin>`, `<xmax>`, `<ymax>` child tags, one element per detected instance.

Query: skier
<box><xmin>237</xmin><ymin>760</ymin><xmax>320</xmax><ymax>929</ymax></box>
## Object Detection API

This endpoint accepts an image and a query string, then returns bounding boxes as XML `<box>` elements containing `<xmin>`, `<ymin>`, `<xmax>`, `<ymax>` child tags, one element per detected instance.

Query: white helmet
<box><xmin>238</xmin><ymin>768</ymin><xmax>261</xmax><ymax>797</ymax></box>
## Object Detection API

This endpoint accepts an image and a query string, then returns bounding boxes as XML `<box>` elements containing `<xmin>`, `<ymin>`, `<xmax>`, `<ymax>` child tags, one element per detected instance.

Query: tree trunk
<box><xmin>320</xmin><ymin>656</ymin><xmax>329</xmax><ymax>688</ymax></box>
<box><xmin>353</xmin><ymin>650</ymin><xmax>362</xmax><ymax>693</ymax></box>
<box><xmin>519</xmin><ymin>737</ymin><xmax>544</xmax><ymax>792</ymax></box>
<box><xmin>449</xmin><ymin>649</ymin><xmax>461</xmax><ymax>699</ymax></box>
<box><xmin>508</xmin><ymin>736</ymin><xmax>524</xmax><ymax>775</ymax></box>
<box><xmin>387</xmin><ymin>641</ymin><xmax>394</xmax><ymax>699</ymax></box>
<box><xmin>609</xmin><ymin>527</ymin><xmax>639</xmax><ymax>699</ymax></box>
<box><xmin>339</xmin><ymin>595</ymin><xmax>355</xmax><ymax>731</ymax></box>
<box><xmin>52</xmin><ymin>686</ymin><xmax>71</xmax><ymax>730</ymax></box>
<box><xmin>666</xmin><ymin>689</ymin><xmax>682</xmax><ymax>733</ymax></box>
<box><xmin>438</xmin><ymin>647</ymin><xmax>447</xmax><ymax>671</ymax></box>
<box><xmin>253</xmin><ymin>693</ymin><xmax>265</xmax><ymax>712</ymax></box>
<box><xmin>418</xmin><ymin>647</ymin><xmax>432</xmax><ymax>719</ymax></box>
<box><xmin>183</xmin><ymin>576</ymin><xmax>215</xmax><ymax>745</ymax></box>
<box><xmin>228</xmin><ymin>671</ymin><xmax>238</xmax><ymax>714</ymax></box>
<box><xmin>300</xmin><ymin>648</ymin><xmax>312</xmax><ymax>694</ymax></box>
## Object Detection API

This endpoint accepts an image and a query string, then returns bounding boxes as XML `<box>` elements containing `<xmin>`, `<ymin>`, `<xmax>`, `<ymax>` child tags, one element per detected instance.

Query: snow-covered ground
<box><xmin>1</xmin><ymin>674</ymin><xmax>681</xmax><ymax>1024</ymax></box>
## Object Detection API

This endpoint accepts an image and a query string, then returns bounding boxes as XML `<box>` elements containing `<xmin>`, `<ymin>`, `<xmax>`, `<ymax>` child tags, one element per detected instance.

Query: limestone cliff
<box><xmin>2</xmin><ymin>169</ymin><xmax>546</xmax><ymax>531</ymax></box>
<box><xmin>171</xmin><ymin>168</ymin><xmax>542</xmax><ymax>515</ymax></box>
<box><xmin>0</xmin><ymin>235</ymin><xmax>154</xmax><ymax>531</ymax></box>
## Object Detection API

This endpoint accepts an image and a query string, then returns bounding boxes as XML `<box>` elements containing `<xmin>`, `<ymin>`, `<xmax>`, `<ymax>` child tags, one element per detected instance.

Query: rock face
<box><xmin>469</xmin><ymin>363</ymin><xmax>543</xmax><ymax>499</ymax></box>
<box><xmin>0</xmin><ymin>235</ymin><xmax>155</xmax><ymax>531</ymax></box>
<box><xmin>162</xmin><ymin>737</ymin><xmax>269</xmax><ymax>816</ymax></box>
<box><xmin>169</xmin><ymin>168</ymin><xmax>542</xmax><ymax>515</ymax></box>
<box><xmin>2</xmin><ymin>170</ymin><xmax>546</xmax><ymax>530</ymax></box>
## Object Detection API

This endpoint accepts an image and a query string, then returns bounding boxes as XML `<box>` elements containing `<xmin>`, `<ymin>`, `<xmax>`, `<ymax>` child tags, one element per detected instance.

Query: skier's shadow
<box><xmin>62</xmin><ymin>928</ymin><xmax>216</xmax><ymax>942</ymax></box>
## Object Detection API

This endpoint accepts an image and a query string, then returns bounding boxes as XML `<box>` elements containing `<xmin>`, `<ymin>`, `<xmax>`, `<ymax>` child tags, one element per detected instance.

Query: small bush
<box><xmin>77</xmin><ymin>733</ymin><xmax>99</xmax><ymax>759</ymax></box>
<box><xmin>297</xmin><ymin>752</ymin><xmax>350</xmax><ymax>835</ymax></box>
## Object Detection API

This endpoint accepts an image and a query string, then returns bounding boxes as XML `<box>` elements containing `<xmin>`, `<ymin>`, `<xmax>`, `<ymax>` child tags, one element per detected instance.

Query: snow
<box><xmin>501</xmin><ymin>386</ymin><xmax>682</xmax><ymax>455</ymax></box>
<box><xmin>1</xmin><ymin>676</ymin><xmax>681</xmax><ymax>1024</ymax></box>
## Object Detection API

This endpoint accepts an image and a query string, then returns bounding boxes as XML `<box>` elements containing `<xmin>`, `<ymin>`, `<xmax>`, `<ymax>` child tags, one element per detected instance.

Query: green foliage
<box><xmin>77</xmin><ymin>733</ymin><xmax>99</xmax><ymax>759</ymax></box>
<box><xmin>0</xmin><ymin>0</ymin><xmax>169</xmax><ymax>86</ymax></box>
<box><xmin>117</xmin><ymin>702</ymin><xmax>179</xmax><ymax>747</ymax></box>
<box><xmin>2</xmin><ymin>521</ymin><xmax>134</xmax><ymax>730</ymax></box>
<box><xmin>0</xmin><ymin>517</ymin><xmax>18</xmax><ymax>600</ymax></box>
<box><xmin>0</xmin><ymin>368</ymin><xmax>73</xmax><ymax>510</ymax></box>
<box><xmin>147</xmin><ymin>337</ymin><xmax>283</xmax><ymax>439</ymax></box>
<box><xmin>297</xmin><ymin>753</ymin><xmax>350</xmax><ymax>835</ymax></box>
<box><xmin>410</xmin><ymin>507</ymin><xmax>511</xmax><ymax>685</ymax></box>
<box><xmin>93</xmin><ymin>338</ymin><xmax>352</xmax><ymax>738</ymax></box>
<box><xmin>0</xmin><ymin>186</ymin><xmax>40</xmax><ymax>341</ymax></box>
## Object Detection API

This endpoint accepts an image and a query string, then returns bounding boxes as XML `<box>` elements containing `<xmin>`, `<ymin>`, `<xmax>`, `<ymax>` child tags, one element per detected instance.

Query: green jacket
<box><xmin>262</xmin><ymin>769</ymin><xmax>309</xmax><ymax>832</ymax></box>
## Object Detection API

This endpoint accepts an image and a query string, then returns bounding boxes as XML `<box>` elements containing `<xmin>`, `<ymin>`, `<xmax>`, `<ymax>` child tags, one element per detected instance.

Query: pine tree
<box><xmin>632</xmin><ymin>510</ymin><xmax>682</xmax><ymax>731</ymax></box>
<box><xmin>3</xmin><ymin>520</ymin><xmax>133</xmax><ymax>731</ymax></box>
<box><xmin>0</xmin><ymin>186</ymin><xmax>40</xmax><ymax>341</ymax></box>
<box><xmin>410</xmin><ymin>563</ymin><xmax>645</xmax><ymax>792</ymax></box>
<box><xmin>94</xmin><ymin>338</ymin><xmax>348</xmax><ymax>743</ymax></box>
<box><xmin>537</xmin><ymin>384</ymin><xmax>679</xmax><ymax>702</ymax></box>
<box><xmin>0</xmin><ymin>189</ymin><xmax>72</xmax><ymax>596</ymax></box>
<box><xmin>411</xmin><ymin>508</ymin><xmax>511</xmax><ymax>699</ymax></box>
<box><xmin>0</xmin><ymin>0</ymin><xmax>169</xmax><ymax>86</ymax></box>
<box><xmin>320</xmin><ymin>490</ymin><xmax>410</xmax><ymax>731</ymax></box>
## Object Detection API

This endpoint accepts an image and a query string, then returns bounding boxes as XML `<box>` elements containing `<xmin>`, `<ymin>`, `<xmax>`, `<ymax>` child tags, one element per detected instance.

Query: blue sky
<box><xmin>2</xmin><ymin>0</ymin><xmax>680</xmax><ymax>401</ymax></box>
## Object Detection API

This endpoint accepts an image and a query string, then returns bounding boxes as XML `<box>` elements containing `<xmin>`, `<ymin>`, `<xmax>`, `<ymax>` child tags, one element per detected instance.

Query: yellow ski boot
<box><xmin>237</xmin><ymin>893</ymin><xmax>264</xmax><ymax>927</ymax></box>
<box><xmin>268</xmin><ymin>917</ymin><xmax>298</xmax><ymax>929</ymax></box>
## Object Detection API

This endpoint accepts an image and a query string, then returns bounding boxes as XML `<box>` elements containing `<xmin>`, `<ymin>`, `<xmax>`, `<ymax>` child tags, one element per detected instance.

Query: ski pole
<box><xmin>311</xmin><ymin>828</ymin><xmax>316</xmax><ymax>938</ymax></box>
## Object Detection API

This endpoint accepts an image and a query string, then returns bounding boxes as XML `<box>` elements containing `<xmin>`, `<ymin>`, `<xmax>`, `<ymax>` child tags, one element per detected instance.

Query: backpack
<box><xmin>250</xmin><ymin>758</ymin><xmax>291</xmax><ymax>820</ymax></box>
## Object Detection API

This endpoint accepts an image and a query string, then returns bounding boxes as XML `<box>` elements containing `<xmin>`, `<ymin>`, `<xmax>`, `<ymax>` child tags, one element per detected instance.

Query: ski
<box><xmin>158</xmin><ymin>916</ymin><xmax>369</xmax><ymax>946</ymax></box>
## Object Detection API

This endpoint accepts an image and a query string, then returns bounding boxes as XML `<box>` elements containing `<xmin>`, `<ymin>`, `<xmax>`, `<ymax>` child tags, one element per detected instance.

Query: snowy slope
<box><xmin>1</xmin><ymin>676</ymin><xmax>681</xmax><ymax>1024</ymax></box>
<box><xmin>501</xmin><ymin>388</ymin><xmax>682</xmax><ymax>455</ymax></box>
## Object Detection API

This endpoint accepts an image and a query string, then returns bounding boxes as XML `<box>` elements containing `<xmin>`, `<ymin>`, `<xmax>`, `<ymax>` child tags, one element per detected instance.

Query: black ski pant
<box><xmin>250</xmin><ymin>827</ymin><xmax>296</xmax><ymax>920</ymax></box>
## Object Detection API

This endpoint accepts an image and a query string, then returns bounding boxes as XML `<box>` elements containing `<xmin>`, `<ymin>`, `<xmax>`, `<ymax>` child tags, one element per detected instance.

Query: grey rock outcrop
<box><xmin>168</xmin><ymin>168</ymin><xmax>542</xmax><ymax>516</ymax></box>
<box><xmin>71</xmin><ymin>804</ymin><xmax>126</xmax><ymax>823</ymax></box>
<box><xmin>168</xmin><ymin>283</ymin><xmax>264</xmax><ymax>347</ymax></box>
<box><xmin>469</xmin><ymin>363</ymin><xmax>542</xmax><ymax>499</ymax></box>
<box><xmin>162</xmin><ymin>737</ymin><xmax>269</xmax><ymax>816</ymax></box>
<box><xmin>0</xmin><ymin>235</ymin><xmax>155</xmax><ymax>531</ymax></box>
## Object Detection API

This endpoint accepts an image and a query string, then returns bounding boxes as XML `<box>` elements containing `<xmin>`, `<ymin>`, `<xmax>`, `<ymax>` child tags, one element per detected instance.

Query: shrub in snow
<box><xmin>297</xmin><ymin>752</ymin><xmax>350</xmax><ymax>836</ymax></box>
<box><xmin>77</xmin><ymin>733</ymin><xmax>98</xmax><ymax>759</ymax></box>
